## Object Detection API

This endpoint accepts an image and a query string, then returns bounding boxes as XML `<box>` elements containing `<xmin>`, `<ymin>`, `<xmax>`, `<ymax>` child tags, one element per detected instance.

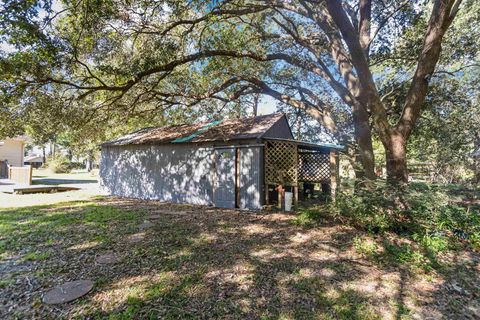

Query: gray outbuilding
<box><xmin>100</xmin><ymin>113</ymin><xmax>342</xmax><ymax>210</ymax></box>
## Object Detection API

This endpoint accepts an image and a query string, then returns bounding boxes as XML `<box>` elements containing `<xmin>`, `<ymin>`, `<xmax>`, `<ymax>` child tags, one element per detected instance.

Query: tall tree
<box><xmin>1</xmin><ymin>0</ymin><xmax>475</xmax><ymax>183</ymax></box>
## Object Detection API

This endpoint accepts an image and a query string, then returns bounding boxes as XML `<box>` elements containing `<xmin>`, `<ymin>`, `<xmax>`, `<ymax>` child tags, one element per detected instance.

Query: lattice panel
<box><xmin>298</xmin><ymin>152</ymin><xmax>330</xmax><ymax>183</ymax></box>
<box><xmin>264</xmin><ymin>140</ymin><xmax>298</xmax><ymax>186</ymax></box>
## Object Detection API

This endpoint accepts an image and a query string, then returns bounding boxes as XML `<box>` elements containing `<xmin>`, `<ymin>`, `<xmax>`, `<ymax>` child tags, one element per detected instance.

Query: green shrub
<box><xmin>48</xmin><ymin>156</ymin><xmax>71</xmax><ymax>173</ymax></box>
<box><xmin>468</xmin><ymin>233</ymin><xmax>480</xmax><ymax>251</ymax></box>
<box><xmin>332</xmin><ymin>184</ymin><xmax>394</xmax><ymax>233</ymax></box>
<box><xmin>289</xmin><ymin>181</ymin><xmax>478</xmax><ymax>272</ymax></box>
<box><xmin>413</xmin><ymin>233</ymin><xmax>449</xmax><ymax>253</ymax></box>
<box><xmin>47</xmin><ymin>156</ymin><xmax>84</xmax><ymax>173</ymax></box>
<box><xmin>383</xmin><ymin>242</ymin><xmax>434</xmax><ymax>271</ymax></box>
<box><xmin>331</xmin><ymin>180</ymin><xmax>479</xmax><ymax>251</ymax></box>
<box><xmin>69</xmin><ymin>162</ymin><xmax>85</xmax><ymax>170</ymax></box>
<box><xmin>294</xmin><ymin>180</ymin><xmax>479</xmax><ymax>252</ymax></box>
<box><xmin>314</xmin><ymin>181</ymin><xmax>480</xmax><ymax>252</ymax></box>
<box><xmin>293</xmin><ymin>206</ymin><xmax>329</xmax><ymax>226</ymax></box>
<box><xmin>353</xmin><ymin>236</ymin><xmax>378</xmax><ymax>257</ymax></box>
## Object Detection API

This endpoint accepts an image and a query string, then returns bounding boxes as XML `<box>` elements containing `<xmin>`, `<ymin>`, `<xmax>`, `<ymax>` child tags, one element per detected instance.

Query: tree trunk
<box><xmin>385</xmin><ymin>133</ymin><xmax>408</xmax><ymax>183</ymax></box>
<box><xmin>294</xmin><ymin>109</ymin><xmax>302</xmax><ymax>140</ymax></box>
<box><xmin>474</xmin><ymin>132</ymin><xmax>480</xmax><ymax>184</ymax></box>
<box><xmin>474</xmin><ymin>159</ymin><xmax>480</xmax><ymax>185</ymax></box>
<box><xmin>252</xmin><ymin>93</ymin><xmax>259</xmax><ymax>116</ymax></box>
<box><xmin>86</xmin><ymin>150</ymin><xmax>93</xmax><ymax>172</ymax></box>
<box><xmin>42</xmin><ymin>146</ymin><xmax>46</xmax><ymax>165</ymax></box>
<box><xmin>352</xmin><ymin>105</ymin><xmax>376</xmax><ymax>180</ymax></box>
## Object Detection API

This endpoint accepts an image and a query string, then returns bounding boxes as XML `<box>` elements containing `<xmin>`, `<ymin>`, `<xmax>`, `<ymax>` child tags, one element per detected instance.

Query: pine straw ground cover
<box><xmin>0</xmin><ymin>197</ymin><xmax>479</xmax><ymax>319</ymax></box>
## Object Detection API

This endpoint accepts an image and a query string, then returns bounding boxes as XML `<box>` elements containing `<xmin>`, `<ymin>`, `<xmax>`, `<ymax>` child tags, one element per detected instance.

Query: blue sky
<box><xmin>257</xmin><ymin>96</ymin><xmax>278</xmax><ymax>115</ymax></box>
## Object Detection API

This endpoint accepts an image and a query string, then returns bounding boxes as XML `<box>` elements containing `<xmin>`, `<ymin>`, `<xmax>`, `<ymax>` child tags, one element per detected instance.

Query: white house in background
<box><xmin>0</xmin><ymin>137</ymin><xmax>26</xmax><ymax>167</ymax></box>
<box><xmin>24</xmin><ymin>154</ymin><xmax>44</xmax><ymax>168</ymax></box>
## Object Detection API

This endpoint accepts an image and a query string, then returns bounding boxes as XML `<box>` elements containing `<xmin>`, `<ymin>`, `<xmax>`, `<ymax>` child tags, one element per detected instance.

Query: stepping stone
<box><xmin>43</xmin><ymin>280</ymin><xmax>94</xmax><ymax>304</ymax></box>
<box><xmin>96</xmin><ymin>252</ymin><xmax>118</xmax><ymax>265</ymax></box>
<box><xmin>139</xmin><ymin>220</ymin><xmax>154</xmax><ymax>230</ymax></box>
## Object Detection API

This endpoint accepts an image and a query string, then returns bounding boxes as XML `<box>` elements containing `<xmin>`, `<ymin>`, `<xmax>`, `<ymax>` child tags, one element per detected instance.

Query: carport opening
<box><xmin>263</xmin><ymin>138</ymin><xmax>340</xmax><ymax>209</ymax></box>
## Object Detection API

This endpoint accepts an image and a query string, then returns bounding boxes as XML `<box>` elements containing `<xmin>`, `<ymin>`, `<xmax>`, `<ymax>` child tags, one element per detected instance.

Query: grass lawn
<box><xmin>1</xmin><ymin>197</ymin><xmax>479</xmax><ymax>319</ymax></box>
<box><xmin>31</xmin><ymin>168</ymin><xmax>99</xmax><ymax>185</ymax></box>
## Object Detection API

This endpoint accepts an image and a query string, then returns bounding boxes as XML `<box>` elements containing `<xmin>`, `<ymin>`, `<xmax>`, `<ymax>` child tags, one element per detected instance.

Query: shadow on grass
<box><xmin>32</xmin><ymin>178</ymin><xmax>98</xmax><ymax>185</ymax></box>
<box><xmin>1</xmin><ymin>199</ymin><xmax>478</xmax><ymax>319</ymax></box>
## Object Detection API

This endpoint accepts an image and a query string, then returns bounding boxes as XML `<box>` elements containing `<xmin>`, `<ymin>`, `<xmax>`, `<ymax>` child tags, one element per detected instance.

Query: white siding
<box><xmin>0</xmin><ymin>139</ymin><xmax>24</xmax><ymax>167</ymax></box>
<box><xmin>240</xmin><ymin>147</ymin><xmax>263</xmax><ymax>210</ymax></box>
<box><xmin>100</xmin><ymin>144</ymin><xmax>215</xmax><ymax>205</ymax></box>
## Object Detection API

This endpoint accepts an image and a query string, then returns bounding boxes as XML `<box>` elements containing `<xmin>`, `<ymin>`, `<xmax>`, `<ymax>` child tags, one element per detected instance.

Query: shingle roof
<box><xmin>24</xmin><ymin>155</ymin><xmax>43</xmax><ymax>162</ymax></box>
<box><xmin>102</xmin><ymin>113</ymin><xmax>286</xmax><ymax>146</ymax></box>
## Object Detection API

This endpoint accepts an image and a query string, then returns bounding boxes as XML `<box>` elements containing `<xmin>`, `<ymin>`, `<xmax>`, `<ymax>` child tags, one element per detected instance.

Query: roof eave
<box><xmin>262</xmin><ymin>137</ymin><xmax>344</xmax><ymax>151</ymax></box>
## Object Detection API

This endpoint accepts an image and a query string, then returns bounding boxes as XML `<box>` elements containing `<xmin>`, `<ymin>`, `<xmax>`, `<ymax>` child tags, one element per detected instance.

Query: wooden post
<box><xmin>293</xmin><ymin>186</ymin><xmax>298</xmax><ymax>208</ymax></box>
<box><xmin>264</xmin><ymin>142</ymin><xmax>268</xmax><ymax>206</ymax></box>
<box><xmin>330</xmin><ymin>150</ymin><xmax>339</xmax><ymax>199</ymax></box>
<box><xmin>294</xmin><ymin>142</ymin><xmax>299</xmax><ymax>209</ymax></box>
<box><xmin>28</xmin><ymin>165</ymin><xmax>33</xmax><ymax>185</ymax></box>
<box><xmin>276</xmin><ymin>184</ymin><xmax>283</xmax><ymax>210</ymax></box>
<box><xmin>265</xmin><ymin>184</ymin><xmax>269</xmax><ymax>205</ymax></box>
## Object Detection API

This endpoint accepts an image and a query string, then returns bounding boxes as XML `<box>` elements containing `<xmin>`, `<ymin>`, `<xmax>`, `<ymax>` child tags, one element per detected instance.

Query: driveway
<box><xmin>0</xmin><ymin>169</ymin><xmax>105</xmax><ymax>208</ymax></box>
